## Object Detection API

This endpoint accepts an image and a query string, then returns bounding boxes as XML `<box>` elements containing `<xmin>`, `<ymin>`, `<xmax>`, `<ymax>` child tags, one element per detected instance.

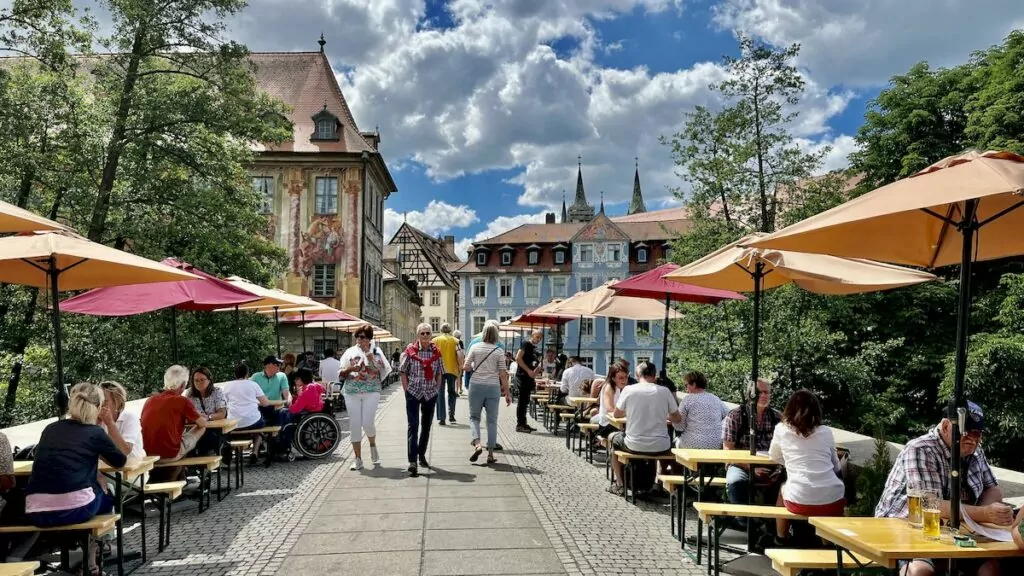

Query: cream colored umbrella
<box><xmin>745</xmin><ymin>150</ymin><xmax>1024</xmax><ymax>528</ymax></box>
<box><xmin>216</xmin><ymin>276</ymin><xmax>315</xmax><ymax>357</ymax></box>
<box><xmin>0</xmin><ymin>231</ymin><xmax>200</xmax><ymax>414</ymax></box>
<box><xmin>0</xmin><ymin>200</ymin><xmax>68</xmax><ymax>233</ymax></box>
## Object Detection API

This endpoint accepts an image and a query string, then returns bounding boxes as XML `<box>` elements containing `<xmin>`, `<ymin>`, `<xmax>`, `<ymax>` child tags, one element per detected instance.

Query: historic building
<box><xmin>453</xmin><ymin>163</ymin><xmax>687</xmax><ymax>374</ymax></box>
<box><xmin>384</xmin><ymin>223</ymin><xmax>461</xmax><ymax>332</ymax></box>
<box><xmin>383</xmin><ymin>258</ymin><xmax>423</xmax><ymax>348</ymax></box>
<box><xmin>248</xmin><ymin>39</ymin><xmax>397</xmax><ymax>327</ymax></box>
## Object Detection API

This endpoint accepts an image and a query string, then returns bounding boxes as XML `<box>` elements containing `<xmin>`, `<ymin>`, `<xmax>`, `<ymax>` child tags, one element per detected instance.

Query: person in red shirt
<box><xmin>141</xmin><ymin>365</ymin><xmax>207</xmax><ymax>480</ymax></box>
<box><xmin>290</xmin><ymin>368</ymin><xmax>325</xmax><ymax>415</ymax></box>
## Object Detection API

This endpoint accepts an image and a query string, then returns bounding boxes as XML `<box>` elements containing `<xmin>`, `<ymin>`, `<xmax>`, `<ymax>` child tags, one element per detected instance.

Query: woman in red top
<box><xmin>290</xmin><ymin>369</ymin><xmax>325</xmax><ymax>415</ymax></box>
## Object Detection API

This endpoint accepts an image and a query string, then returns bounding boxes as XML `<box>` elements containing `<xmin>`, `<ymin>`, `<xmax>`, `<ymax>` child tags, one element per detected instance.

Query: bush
<box><xmin>848</xmin><ymin>433</ymin><xmax>893</xmax><ymax>517</ymax></box>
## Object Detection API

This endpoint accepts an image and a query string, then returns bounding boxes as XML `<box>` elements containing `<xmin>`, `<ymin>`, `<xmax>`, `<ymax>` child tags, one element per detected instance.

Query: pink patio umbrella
<box><xmin>61</xmin><ymin>258</ymin><xmax>260</xmax><ymax>361</ymax></box>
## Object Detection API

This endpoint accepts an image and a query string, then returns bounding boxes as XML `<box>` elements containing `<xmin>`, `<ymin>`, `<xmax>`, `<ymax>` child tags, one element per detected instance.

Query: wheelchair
<box><xmin>278</xmin><ymin>398</ymin><xmax>342</xmax><ymax>461</ymax></box>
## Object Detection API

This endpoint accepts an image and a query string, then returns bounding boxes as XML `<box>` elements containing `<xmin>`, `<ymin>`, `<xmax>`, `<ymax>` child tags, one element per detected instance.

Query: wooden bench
<box><xmin>545</xmin><ymin>404</ymin><xmax>574</xmax><ymax>432</ymax></box>
<box><xmin>227</xmin><ymin>439</ymin><xmax>253</xmax><ymax>488</ymax></box>
<box><xmin>144</xmin><ymin>481</ymin><xmax>186</xmax><ymax>554</ymax></box>
<box><xmin>765</xmin><ymin>548</ymin><xmax>876</xmax><ymax>576</ymax></box>
<box><xmin>614</xmin><ymin>451</ymin><xmax>677</xmax><ymax>504</ymax></box>
<box><xmin>154</xmin><ymin>456</ymin><xmax>222</xmax><ymax>513</ymax></box>
<box><xmin>230</xmin><ymin>426</ymin><xmax>283</xmax><ymax>469</ymax></box>
<box><xmin>693</xmin><ymin>502</ymin><xmax>806</xmax><ymax>575</ymax></box>
<box><xmin>576</xmin><ymin>423</ymin><xmax>600</xmax><ymax>462</ymax></box>
<box><xmin>658</xmin><ymin>475</ymin><xmax>727</xmax><ymax>545</ymax></box>
<box><xmin>0</xmin><ymin>515</ymin><xmax>119</xmax><ymax>575</ymax></box>
<box><xmin>0</xmin><ymin>562</ymin><xmax>38</xmax><ymax>576</ymax></box>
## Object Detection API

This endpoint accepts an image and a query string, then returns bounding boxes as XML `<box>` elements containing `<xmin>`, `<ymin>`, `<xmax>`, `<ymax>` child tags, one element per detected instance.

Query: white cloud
<box><xmin>454</xmin><ymin>211</ymin><xmax>549</xmax><ymax>260</ymax></box>
<box><xmin>712</xmin><ymin>0</ymin><xmax>1024</xmax><ymax>87</ymax></box>
<box><xmin>383</xmin><ymin>200</ymin><xmax>479</xmax><ymax>242</ymax></box>
<box><xmin>796</xmin><ymin>134</ymin><xmax>860</xmax><ymax>173</ymax></box>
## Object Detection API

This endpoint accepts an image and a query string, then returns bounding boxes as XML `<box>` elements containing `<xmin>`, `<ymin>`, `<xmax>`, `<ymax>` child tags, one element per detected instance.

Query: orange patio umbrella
<box><xmin>746</xmin><ymin>150</ymin><xmax>1024</xmax><ymax>528</ymax></box>
<box><xmin>0</xmin><ymin>200</ymin><xmax>68</xmax><ymax>233</ymax></box>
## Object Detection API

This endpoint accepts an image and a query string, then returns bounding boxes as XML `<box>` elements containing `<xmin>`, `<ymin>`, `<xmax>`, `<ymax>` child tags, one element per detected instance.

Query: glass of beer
<box><xmin>922</xmin><ymin>490</ymin><xmax>942</xmax><ymax>540</ymax></box>
<box><xmin>907</xmin><ymin>487</ymin><xmax>924</xmax><ymax>528</ymax></box>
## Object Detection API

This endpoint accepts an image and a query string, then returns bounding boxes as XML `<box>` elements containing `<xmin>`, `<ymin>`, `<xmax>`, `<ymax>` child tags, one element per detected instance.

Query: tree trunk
<box><xmin>753</xmin><ymin>90</ymin><xmax>770</xmax><ymax>233</ymax></box>
<box><xmin>87</xmin><ymin>29</ymin><xmax>145</xmax><ymax>242</ymax></box>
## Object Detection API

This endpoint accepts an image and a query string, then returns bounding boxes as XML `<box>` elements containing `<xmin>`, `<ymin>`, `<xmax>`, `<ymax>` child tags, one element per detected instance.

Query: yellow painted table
<box><xmin>0</xmin><ymin>562</ymin><xmax>38</xmax><ymax>576</ymax></box>
<box><xmin>671</xmin><ymin>448</ymin><xmax>775</xmax><ymax>472</ymax></box>
<box><xmin>811</xmin><ymin>516</ymin><xmax>1024</xmax><ymax>570</ymax></box>
<box><xmin>568</xmin><ymin>396</ymin><xmax>598</xmax><ymax>406</ymax></box>
<box><xmin>608</xmin><ymin>415</ymin><xmax>626</xmax><ymax>430</ymax></box>
<box><xmin>205</xmin><ymin>417</ymin><xmax>239</xmax><ymax>434</ymax></box>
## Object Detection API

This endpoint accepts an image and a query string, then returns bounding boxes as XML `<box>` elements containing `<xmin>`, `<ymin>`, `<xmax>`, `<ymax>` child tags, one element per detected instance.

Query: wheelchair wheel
<box><xmin>293</xmin><ymin>413</ymin><xmax>341</xmax><ymax>459</ymax></box>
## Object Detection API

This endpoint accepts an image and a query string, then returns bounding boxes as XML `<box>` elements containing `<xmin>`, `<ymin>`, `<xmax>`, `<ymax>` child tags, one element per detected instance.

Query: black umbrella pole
<box><xmin>610</xmin><ymin>318</ymin><xmax>616</xmax><ymax>370</ymax></box>
<box><xmin>576</xmin><ymin>315</ymin><xmax>582</xmax><ymax>357</ymax></box>
<box><xmin>322</xmin><ymin>321</ymin><xmax>327</xmax><ymax>351</ymax></box>
<box><xmin>274</xmin><ymin>307</ymin><xmax>281</xmax><ymax>357</ymax></box>
<box><xmin>170</xmin><ymin>308</ymin><xmax>179</xmax><ymax>364</ymax></box>
<box><xmin>301</xmin><ymin>311</ymin><xmax>307</xmax><ymax>354</ymax></box>
<box><xmin>234</xmin><ymin>306</ymin><xmax>241</xmax><ymax>361</ymax></box>
<box><xmin>50</xmin><ymin>263</ymin><xmax>67</xmax><ymax>417</ymax></box>
<box><xmin>749</xmin><ymin>263</ymin><xmax>764</xmax><ymax>457</ymax></box>
<box><xmin>949</xmin><ymin>200</ymin><xmax>979</xmax><ymax>529</ymax></box>
<box><xmin>661</xmin><ymin>293</ymin><xmax>670</xmax><ymax>375</ymax></box>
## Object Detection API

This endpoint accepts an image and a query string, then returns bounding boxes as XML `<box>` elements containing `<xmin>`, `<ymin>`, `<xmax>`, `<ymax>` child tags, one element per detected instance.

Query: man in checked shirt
<box><xmin>876</xmin><ymin>402</ymin><xmax>1013</xmax><ymax>576</ymax></box>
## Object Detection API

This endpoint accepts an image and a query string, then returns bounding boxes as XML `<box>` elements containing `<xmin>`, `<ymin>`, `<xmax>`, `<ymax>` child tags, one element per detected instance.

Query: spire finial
<box><xmin>403</xmin><ymin>211</ymin><xmax>407</xmax><ymax>223</ymax></box>
<box><xmin>577</xmin><ymin>155</ymin><xmax>582</xmax><ymax>168</ymax></box>
<box><xmin>635</xmin><ymin>156</ymin><xmax>639</xmax><ymax>169</ymax></box>
<box><xmin>599</xmin><ymin>191</ymin><xmax>605</xmax><ymax>214</ymax></box>
<box><xmin>318</xmin><ymin>33</ymin><xmax>326</xmax><ymax>52</ymax></box>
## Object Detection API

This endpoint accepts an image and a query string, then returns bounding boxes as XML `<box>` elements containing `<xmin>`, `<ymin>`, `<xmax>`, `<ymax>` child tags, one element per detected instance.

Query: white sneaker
<box><xmin>370</xmin><ymin>446</ymin><xmax>380</xmax><ymax>466</ymax></box>
<box><xmin>350</xmin><ymin>457</ymin><xmax>364</xmax><ymax>471</ymax></box>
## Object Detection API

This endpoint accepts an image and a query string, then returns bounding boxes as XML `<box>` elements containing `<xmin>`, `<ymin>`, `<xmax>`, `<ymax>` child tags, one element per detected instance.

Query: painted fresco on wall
<box><xmin>288</xmin><ymin>180</ymin><xmax>303</xmax><ymax>274</ymax></box>
<box><xmin>298</xmin><ymin>216</ymin><xmax>344</xmax><ymax>276</ymax></box>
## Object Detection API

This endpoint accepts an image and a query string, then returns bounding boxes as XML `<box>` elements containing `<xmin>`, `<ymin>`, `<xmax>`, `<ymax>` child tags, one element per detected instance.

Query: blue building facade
<box><xmin>453</xmin><ymin>165</ymin><xmax>687</xmax><ymax>374</ymax></box>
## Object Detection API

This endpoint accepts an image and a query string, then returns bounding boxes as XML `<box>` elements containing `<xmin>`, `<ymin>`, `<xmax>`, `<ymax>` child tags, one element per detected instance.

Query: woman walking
<box><xmin>462</xmin><ymin>323</ymin><xmax>511</xmax><ymax>464</ymax></box>
<box><xmin>339</xmin><ymin>324</ymin><xmax>392</xmax><ymax>470</ymax></box>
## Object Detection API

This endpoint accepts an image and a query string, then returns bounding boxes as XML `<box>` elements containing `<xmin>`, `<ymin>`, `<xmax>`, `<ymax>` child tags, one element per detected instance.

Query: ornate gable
<box><xmin>570</xmin><ymin>212</ymin><xmax>630</xmax><ymax>243</ymax></box>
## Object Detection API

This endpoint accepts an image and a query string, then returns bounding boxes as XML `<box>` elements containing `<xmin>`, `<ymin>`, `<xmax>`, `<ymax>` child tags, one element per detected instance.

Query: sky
<box><xmin>42</xmin><ymin>0</ymin><xmax>1024</xmax><ymax>257</ymax></box>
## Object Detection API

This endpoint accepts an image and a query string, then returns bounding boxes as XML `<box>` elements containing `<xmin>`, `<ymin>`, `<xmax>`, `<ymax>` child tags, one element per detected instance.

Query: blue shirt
<box><xmin>252</xmin><ymin>371</ymin><xmax>289</xmax><ymax>401</ymax></box>
<box><xmin>27</xmin><ymin>419</ymin><xmax>126</xmax><ymax>497</ymax></box>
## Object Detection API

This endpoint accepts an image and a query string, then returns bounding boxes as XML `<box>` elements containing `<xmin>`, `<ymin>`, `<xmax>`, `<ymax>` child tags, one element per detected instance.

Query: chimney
<box><xmin>443</xmin><ymin>235</ymin><xmax>455</xmax><ymax>254</ymax></box>
<box><xmin>545</xmin><ymin>212</ymin><xmax>556</xmax><ymax>224</ymax></box>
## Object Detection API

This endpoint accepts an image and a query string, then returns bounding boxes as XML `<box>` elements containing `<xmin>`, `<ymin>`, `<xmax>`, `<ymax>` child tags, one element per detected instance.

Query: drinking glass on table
<box><xmin>921</xmin><ymin>490</ymin><xmax>942</xmax><ymax>540</ymax></box>
<box><xmin>907</xmin><ymin>484</ymin><xmax>924</xmax><ymax>528</ymax></box>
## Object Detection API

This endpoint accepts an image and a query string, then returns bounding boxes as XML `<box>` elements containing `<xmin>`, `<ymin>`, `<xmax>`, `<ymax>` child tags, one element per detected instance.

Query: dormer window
<box><xmin>501</xmin><ymin>251</ymin><xmax>512</xmax><ymax>266</ymax></box>
<box><xmin>476</xmin><ymin>251</ymin><xmax>487</xmax><ymax>266</ymax></box>
<box><xmin>637</xmin><ymin>247</ymin><xmax>649</xmax><ymax>263</ymax></box>
<box><xmin>553</xmin><ymin>243</ymin><xmax>567</xmax><ymax>265</ymax></box>
<box><xmin>311</xmin><ymin>106</ymin><xmax>340</xmax><ymax>141</ymax></box>
<box><xmin>526</xmin><ymin>244</ymin><xmax>540</xmax><ymax>266</ymax></box>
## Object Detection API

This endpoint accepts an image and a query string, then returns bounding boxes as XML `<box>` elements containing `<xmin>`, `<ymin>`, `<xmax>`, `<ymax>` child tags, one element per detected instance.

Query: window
<box><xmin>399</xmin><ymin>250</ymin><xmax>416</xmax><ymax>263</ymax></box>
<box><xmin>499</xmin><ymin>315</ymin><xmax>512</xmax><ymax>323</ymax></box>
<box><xmin>473</xmin><ymin>278</ymin><xmax>486</xmax><ymax>298</ymax></box>
<box><xmin>472</xmin><ymin>316</ymin><xmax>486</xmax><ymax>335</ymax></box>
<box><xmin>476</xmin><ymin>252</ymin><xmax>487</xmax><ymax>266</ymax></box>
<box><xmin>663</xmin><ymin>245</ymin><xmax>671</xmax><ymax>261</ymax></box>
<box><xmin>253</xmin><ymin>176</ymin><xmax>274</xmax><ymax>214</ymax></box>
<box><xmin>525</xmin><ymin>277</ymin><xmax>539</xmax><ymax>299</ymax></box>
<box><xmin>313</xmin><ymin>339</ymin><xmax>337</xmax><ymax>358</ymax></box>
<box><xmin>580</xmin><ymin>318</ymin><xmax>594</xmax><ymax>337</ymax></box>
<box><xmin>312</xmin><ymin>264</ymin><xmax>336</xmax><ymax>297</ymax></box>
<box><xmin>579</xmin><ymin>244</ymin><xmax>593</xmax><ymax>262</ymax></box>
<box><xmin>315</xmin><ymin>177</ymin><xmax>338</xmax><ymax>214</ymax></box>
<box><xmin>430</xmin><ymin>291</ymin><xmax>440</xmax><ymax>306</ymax></box>
<box><xmin>609</xmin><ymin>244</ymin><xmax>621</xmax><ymax>262</ymax></box>
<box><xmin>637</xmin><ymin>247</ymin><xmax>649</xmax><ymax>263</ymax></box>
<box><xmin>312</xmin><ymin>108</ymin><xmax>339</xmax><ymax>140</ymax></box>
<box><xmin>636</xmin><ymin>355</ymin><xmax>651</xmax><ymax>366</ymax></box>
<box><xmin>499</xmin><ymin>278</ymin><xmax>513</xmax><ymax>298</ymax></box>
<box><xmin>430</xmin><ymin>317</ymin><xmax>441</xmax><ymax>332</ymax></box>
<box><xmin>636</xmin><ymin>320</ymin><xmax>651</xmax><ymax>338</ymax></box>
<box><xmin>554</xmin><ymin>250</ymin><xmax>565</xmax><ymax>265</ymax></box>
<box><xmin>501</xmin><ymin>251</ymin><xmax>512</xmax><ymax>266</ymax></box>
<box><xmin>580</xmin><ymin>355</ymin><xmax>594</xmax><ymax>370</ymax></box>
<box><xmin>528</xmin><ymin>251</ymin><xmax>539</xmax><ymax>265</ymax></box>
<box><xmin>580</xmin><ymin>277</ymin><xmax>593</xmax><ymax>292</ymax></box>
<box><xmin>608</xmin><ymin>317</ymin><xmax>621</xmax><ymax>334</ymax></box>
<box><xmin>552</xmin><ymin>277</ymin><xmax>567</xmax><ymax>298</ymax></box>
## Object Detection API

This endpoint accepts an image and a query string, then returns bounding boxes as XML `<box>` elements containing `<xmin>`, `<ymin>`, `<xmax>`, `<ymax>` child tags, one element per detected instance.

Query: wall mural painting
<box><xmin>344</xmin><ymin>180</ymin><xmax>360</xmax><ymax>277</ymax></box>
<box><xmin>288</xmin><ymin>180</ymin><xmax>304</xmax><ymax>275</ymax></box>
<box><xmin>298</xmin><ymin>216</ymin><xmax>344</xmax><ymax>277</ymax></box>
<box><xmin>264</xmin><ymin>213</ymin><xmax>277</xmax><ymax>241</ymax></box>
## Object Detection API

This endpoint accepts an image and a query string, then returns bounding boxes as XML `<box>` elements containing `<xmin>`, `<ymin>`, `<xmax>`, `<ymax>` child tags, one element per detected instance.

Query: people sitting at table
<box><xmin>26</xmin><ymin>383</ymin><xmax>127</xmax><ymax>569</ymax></box>
<box><xmin>542</xmin><ymin>348</ymin><xmax>558</xmax><ymax>380</ymax></box>
<box><xmin>319</xmin><ymin>348</ymin><xmax>341</xmax><ymax>384</ymax></box>
<box><xmin>253</xmin><ymin>355</ymin><xmax>291</xmax><ymax>429</ymax></box>
<box><xmin>185</xmin><ymin>366</ymin><xmax>227</xmax><ymax>456</ymax></box>
<box><xmin>141</xmin><ymin>366</ymin><xmax>207</xmax><ymax>481</ymax></box>
<box><xmin>722</xmin><ymin>378</ymin><xmax>782</xmax><ymax>524</ymax></box>
<box><xmin>557</xmin><ymin>356</ymin><xmax>595</xmax><ymax>404</ymax></box>
<box><xmin>296</xmin><ymin>350</ymin><xmax>318</xmax><ymax>375</ymax></box>
<box><xmin>768</xmin><ymin>389</ymin><xmax>845</xmax><ymax>545</ymax></box>
<box><xmin>673</xmin><ymin>371</ymin><xmax>729</xmax><ymax>450</ymax></box>
<box><xmin>607</xmin><ymin>361</ymin><xmax>682</xmax><ymax>496</ymax></box>
<box><xmin>223</xmin><ymin>363</ymin><xmax>273</xmax><ymax>463</ymax></box>
<box><xmin>875</xmin><ymin>401</ymin><xmax>1011</xmax><ymax>576</ymax></box>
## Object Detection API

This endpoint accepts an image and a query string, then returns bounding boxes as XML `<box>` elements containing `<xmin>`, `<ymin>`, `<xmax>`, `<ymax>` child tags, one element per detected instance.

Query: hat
<box><xmin>263</xmin><ymin>355</ymin><xmax>284</xmax><ymax>366</ymax></box>
<box><xmin>944</xmin><ymin>401</ymin><xmax>984</xmax><ymax>432</ymax></box>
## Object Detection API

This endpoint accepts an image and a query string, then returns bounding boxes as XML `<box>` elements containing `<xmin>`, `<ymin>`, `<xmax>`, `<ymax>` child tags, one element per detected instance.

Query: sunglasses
<box><xmin>419</xmin><ymin>331</ymin><xmax>431</xmax><ymax>336</ymax></box>
<box><xmin>356</xmin><ymin>335</ymin><xmax>369</xmax><ymax>340</ymax></box>
<box><xmin>962</xmin><ymin>430</ymin><xmax>983</xmax><ymax>441</ymax></box>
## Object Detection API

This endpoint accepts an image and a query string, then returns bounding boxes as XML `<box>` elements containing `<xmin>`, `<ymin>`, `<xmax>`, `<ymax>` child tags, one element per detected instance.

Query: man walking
<box><xmin>432</xmin><ymin>323</ymin><xmax>463</xmax><ymax>425</ymax></box>
<box><xmin>399</xmin><ymin>323</ymin><xmax>444</xmax><ymax>476</ymax></box>
<box><xmin>515</xmin><ymin>330</ymin><xmax>543</xmax><ymax>433</ymax></box>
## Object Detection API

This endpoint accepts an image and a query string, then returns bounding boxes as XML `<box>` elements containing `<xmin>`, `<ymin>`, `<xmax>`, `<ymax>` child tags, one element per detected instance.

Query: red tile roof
<box><xmin>248</xmin><ymin>52</ymin><xmax>373</xmax><ymax>154</ymax></box>
<box><xmin>474</xmin><ymin>207</ymin><xmax>692</xmax><ymax>246</ymax></box>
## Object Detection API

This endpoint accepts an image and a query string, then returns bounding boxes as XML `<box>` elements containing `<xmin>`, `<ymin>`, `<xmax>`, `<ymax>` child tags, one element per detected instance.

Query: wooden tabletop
<box><xmin>810</xmin><ymin>517</ymin><xmax>1024</xmax><ymax>568</ymax></box>
<box><xmin>205</xmin><ymin>418</ymin><xmax>239</xmax><ymax>433</ymax></box>
<box><xmin>672</xmin><ymin>448</ymin><xmax>776</xmax><ymax>471</ymax></box>
<box><xmin>608</xmin><ymin>416</ymin><xmax>626</xmax><ymax>429</ymax></box>
<box><xmin>568</xmin><ymin>396</ymin><xmax>598</xmax><ymax>406</ymax></box>
<box><xmin>0</xmin><ymin>561</ymin><xmax>39</xmax><ymax>576</ymax></box>
<box><xmin>14</xmin><ymin>455</ymin><xmax>159</xmax><ymax>481</ymax></box>
<box><xmin>265</xmin><ymin>399</ymin><xmax>286</xmax><ymax>407</ymax></box>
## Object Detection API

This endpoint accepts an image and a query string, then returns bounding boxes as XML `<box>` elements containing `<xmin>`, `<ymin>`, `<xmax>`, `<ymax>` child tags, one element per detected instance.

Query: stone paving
<box><xmin>126</xmin><ymin>386</ymin><xmax>719</xmax><ymax>576</ymax></box>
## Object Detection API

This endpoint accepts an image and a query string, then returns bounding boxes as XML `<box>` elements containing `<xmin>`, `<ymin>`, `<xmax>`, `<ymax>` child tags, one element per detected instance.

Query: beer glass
<box><xmin>907</xmin><ymin>486</ymin><xmax>924</xmax><ymax>528</ymax></box>
<box><xmin>922</xmin><ymin>490</ymin><xmax>942</xmax><ymax>540</ymax></box>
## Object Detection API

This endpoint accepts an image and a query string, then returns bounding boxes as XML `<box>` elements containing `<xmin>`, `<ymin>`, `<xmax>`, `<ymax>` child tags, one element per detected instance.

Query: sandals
<box><xmin>486</xmin><ymin>455</ymin><xmax>497</xmax><ymax>465</ymax></box>
<box><xmin>607</xmin><ymin>484</ymin><xmax>624</xmax><ymax>496</ymax></box>
<box><xmin>470</xmin><ymin>445</ymin><xmax>483</xmax><ymax>462</ymax></box>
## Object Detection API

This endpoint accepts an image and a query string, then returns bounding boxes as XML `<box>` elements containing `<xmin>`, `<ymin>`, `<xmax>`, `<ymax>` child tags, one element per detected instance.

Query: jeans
<box><xmin>468</xmin><ymin>383</ymin><xmax>500</xmax><ymax>449</ymax></box>
<box><xmin>406</xmin><ymin>392</ymin><xmax>437</xmax><ymax>463</ymax></box>
<box><xmin>726</xmin><ymin>465</ymin><xmax>751</xmax><ymax>529</ymax></box>
<box><xmin>345</xmin><ymin>391</ymin><xmax>381</xmax><ymax>443</ymax></box>
<box><xmin>516</xmin><ymin>378</ymin><xmax>535</xmax><ymax>426</ymax></box>
<box><xmin>436</xmin><ymin>373</ymin><xmax>457</xmax><ymax>422</ymax></box>
<box><xmin>463</xmin><ymin>370</ymin><xmax>473</xmax><ymax>392</ymax></box>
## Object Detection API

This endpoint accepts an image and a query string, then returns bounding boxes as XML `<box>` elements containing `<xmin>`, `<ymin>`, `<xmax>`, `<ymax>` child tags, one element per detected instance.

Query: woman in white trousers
<box><xmin>339</xmin><ymin>324</ymin><xmax>392</xmax><ymax>470</ymax></box>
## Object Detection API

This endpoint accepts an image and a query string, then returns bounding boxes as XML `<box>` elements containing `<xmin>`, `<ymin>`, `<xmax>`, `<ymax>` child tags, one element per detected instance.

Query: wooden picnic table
<box><xmin>810</xmin><ymin>516</ymin><xmax>1024</xmax><ymax>570</ymax></box>
<box><xmin>0</xmin><ymin>562</ymin><xmax>39</xmax><ymax>576</ymax></box>
<box><xmin>568</xmin><ymin>396</ymin><xmax>598</xmax><ymax>406</ymax></box>
<box><xmin>204</xmin><ymin>418</ymin><xmax>239</xmax><ymax>434</ymax></box>
<box><xmin>608</xmin><ymin>415</ymin><xmax>626</xmax><ymax>429</ymax></box>
<box><xmin>265</xmin><ymin>399</ymin><xmax>286</xmax><ymax>408</ymax></box>
<box><xmin>671</xmin><ymin>448</ymin><xmax>775</xmax><ymax>471</ymax></box>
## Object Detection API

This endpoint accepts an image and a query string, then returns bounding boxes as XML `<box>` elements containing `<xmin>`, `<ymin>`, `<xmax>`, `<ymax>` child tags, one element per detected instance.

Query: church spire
<box><xmin>567</xmin><ymin>156</ymin><xmax>595</xmax><ymax>223</ymax></box>
<box><xmin>628</xmin><ymin>157</ymin><xmax>647</xmax><ymax>215</ymax></box>
<box><xmin>599</xmin><ymin>191</ymin><xmax>605</xmax><ymax>214</ymax></box>
<box><xmin>561</xmin><ymin>191</ymin><xmax>567</xmax><ymax>223</ymax></box>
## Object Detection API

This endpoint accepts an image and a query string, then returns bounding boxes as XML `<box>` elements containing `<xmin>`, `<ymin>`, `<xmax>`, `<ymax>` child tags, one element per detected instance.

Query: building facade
<box><xmin>453</xmin><ymin>164</ymin><xmax>688</xmax><ymax>374</ymax></box>
<box><xmin>248</xmin><ymin>43</ymin><xmax>397</xmax><ymax>327</ymax></box>
<box><xmin>383</xmin><ymin>258</ymin><xmax>423</xmax><ymax>347</ymax></box>
<box><xmin>385</xmin><ymin>223</ymin><xmax>461</xmax><ymax>332</ymax></box>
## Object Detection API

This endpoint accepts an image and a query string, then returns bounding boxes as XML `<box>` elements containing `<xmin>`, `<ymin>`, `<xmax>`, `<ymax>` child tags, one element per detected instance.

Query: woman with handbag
<box><xmin>339</xmin><ymin>324</ymin><xmax>392</xmax><ymax>470</ymax></box>
<box><xmin>462</xmin><ymin>323</ymin><xmax>510</xmax><ymax>464</ymax></box>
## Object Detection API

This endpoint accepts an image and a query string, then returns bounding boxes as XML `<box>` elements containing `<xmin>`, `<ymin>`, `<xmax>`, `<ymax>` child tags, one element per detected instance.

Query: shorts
<box><xmin>236</xmin><ymin>417</ymin><xmax>267</xmax><ymax>432</ymax></box>
<box><xmin>782</xmin><ymin>498</ymin><xmax>846</xmax><ymax>517</ymax></box>
<box><xmin>609</xmin><ymin>431</ymin><xmax>670</xmax><ymax>456</ymax></box>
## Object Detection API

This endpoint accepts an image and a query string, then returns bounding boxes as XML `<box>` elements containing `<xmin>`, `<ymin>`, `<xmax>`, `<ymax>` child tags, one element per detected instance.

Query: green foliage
<box><xmin>849</xmin><ymin>434</ymin><xmax>893</xmax><ymax>517</ymax></box>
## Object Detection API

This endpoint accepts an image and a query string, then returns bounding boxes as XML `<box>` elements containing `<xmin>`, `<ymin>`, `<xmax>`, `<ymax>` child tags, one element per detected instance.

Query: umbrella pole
<box><xmin>749</xmin><ymin>262</ymin><xmax>764</xmax><ymax>458</ymax></box>
<box><xmin>234</xmin><ymin>305</ymin><xmax>240</xmax><ymax>361</ymax></box>
<box><xmin>274</xmin><ymin>307</ymin><xmax>281</xmax><ymax>357</ymax></box>
<box><xmin>170</xmin><ymin>308</ymin><xmax>179</xmax><ymax>364</ymax></box>
<box><xmin>661</xmin><ymin>293</ymin><xmax>670</xmax><ymax>377</ymax></box>
<box><xmin>576</xmin><ymin>315</ymin><xmax>582</xmax><ymax>357</ymax></box>
<box><xmin>609</xmin><ymin>318</ymin><xmax>616</xmax><ymax>371</ymax></box>
<box><xmin>556</xmin><ymin>322</ymin><xmax>561</xmax><ymax>357</ymax></box>
<box><xmin>49</xmin><ymin>259</ymin><xmax>67</xmax><ymax>418</ymax></box>
<box><xmin>322</xmin><ymin>321</ymin><xmax>327</xmax><ymax>351</ymax></box>
<box><xmin>949</xmin><ymin>199</ymin><xmax>979</xmax><ymax>530</ymax></box>
<box><xmin>301</xmin><ymin>311</ymin><xmax>307</xmax><ymax>354</ymax></box>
